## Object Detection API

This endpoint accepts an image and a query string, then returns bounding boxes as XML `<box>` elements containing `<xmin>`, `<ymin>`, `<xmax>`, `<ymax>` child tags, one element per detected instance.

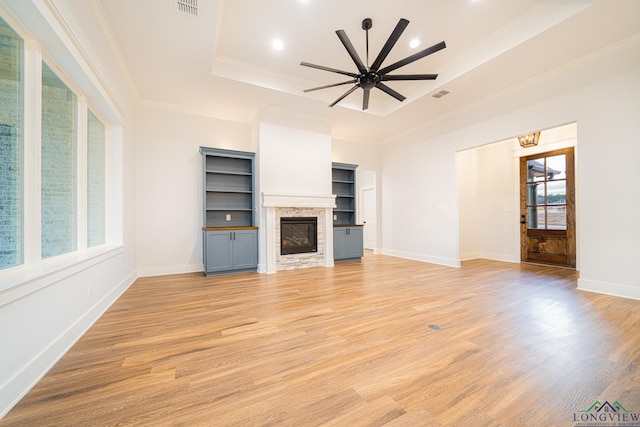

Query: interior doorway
<box><xmin>456</xmin><ymin>122</ymin><xmax>577</xmax><ymax>267</ymax></box>
<box><xmin>356</xmin><ymin>169</ymin><xmax>377</xmax><ymax>251</ymax></box>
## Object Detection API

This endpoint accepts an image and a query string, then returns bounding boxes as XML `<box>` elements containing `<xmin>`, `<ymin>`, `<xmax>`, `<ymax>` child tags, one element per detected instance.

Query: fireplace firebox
<box><xmin>280</xmin><ymin>217</ymin><xmax>317</xmax><ymax>255</ymax></box>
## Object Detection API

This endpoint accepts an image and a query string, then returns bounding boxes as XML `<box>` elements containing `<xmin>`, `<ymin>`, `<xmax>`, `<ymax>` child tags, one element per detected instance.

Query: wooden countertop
<box><xmin>202</xmin><ymin>226</ymin><xmax>258</xmax><ymax>231</ymax></box>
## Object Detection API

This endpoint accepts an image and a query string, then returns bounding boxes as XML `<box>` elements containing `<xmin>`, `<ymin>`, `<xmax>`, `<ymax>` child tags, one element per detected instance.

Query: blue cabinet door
<box><xmin>345</xmin><ymin>227</ymin><xmax>363</xmax><ymax>259</ymax></box>
<box><xmin>204</xmin><ymin>231</ymin><xmax>233</xmax><ymax>273</ymax></box>
<box><xmin>334</xmin><ymin>227</ymin><xmax>363</xmax><ymax>261</ymax></box>
<box><xmin>233</xmin><ymin>229</ymin><xmax>258</xmax><ymax>270</ymax></box>
<box><xmin>333</xmin><ymin>228</ymin><xmax>348</xmax><ymax>260</ymax></box>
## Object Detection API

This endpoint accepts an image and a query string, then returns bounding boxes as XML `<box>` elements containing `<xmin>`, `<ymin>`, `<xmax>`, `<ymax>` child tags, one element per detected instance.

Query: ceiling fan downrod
<box><xmin>362</xmin><ymin>17</ymin><xmax>372</xmax><ymax>67</ymax></box>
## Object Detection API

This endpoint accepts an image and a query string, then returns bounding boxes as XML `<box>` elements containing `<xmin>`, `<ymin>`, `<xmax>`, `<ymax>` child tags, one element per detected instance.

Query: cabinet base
<box><xmin>334</xmin><ymin>257</ymin><xmax>362</xmax><ymax>263</ymax></box>
<box><xmin>204</xmin><ymin>267</ymin><xmax>258</xmax><ymax>277</ymax></box>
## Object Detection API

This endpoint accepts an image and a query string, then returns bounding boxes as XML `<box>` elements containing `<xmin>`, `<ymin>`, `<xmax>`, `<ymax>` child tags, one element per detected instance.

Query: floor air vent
<box><xmin>432</xmin><ymin>90</ymin><xmax>450</xmax><ymax>99</ymax></box>
<box><xmin>176</xmin><ymin>0</ymin><xmax>198</xmax><ymax>17</ymax></box>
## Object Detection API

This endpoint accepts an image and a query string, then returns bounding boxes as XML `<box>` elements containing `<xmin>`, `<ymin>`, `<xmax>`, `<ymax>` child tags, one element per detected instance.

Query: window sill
<box><xmin>0</xmin><ymin>245</ymin><xmax>125</xmax><ymax>307</ymax></box>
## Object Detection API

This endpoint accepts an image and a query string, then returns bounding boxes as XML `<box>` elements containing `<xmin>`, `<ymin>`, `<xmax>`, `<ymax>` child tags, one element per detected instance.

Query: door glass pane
<box><xmin>527</xmin><ymin>183</ymin><xmax>544</xmax><ymax>205</ymax></box>
<box><xmin>547</xmin><ymin>206</ymin><xmax>567</xmax><ymax>230</ymax></box>
<box><xmin>527</xmin><ymin>159</ymin><xmax>546</xmax><ymax>182</ymax></box>
<box><xmin>546</xmin><ymin>155</ymin><xmax>566</xmax><ymax>180</ymax></box>
<box><xmin>528</xmin><ymin>206</ymin><xmax>545</xmax><ymax>229</ymax></box>
<box><xmin>41</xmin><ymin>62</ymin><xmax>77</xmax><ymax>258</ymax></box>
<box><xmin>546</xmin><ymin>180</ymin><xmax>566</xmax><ymax>205</ymax></box>
<box><xmin>0</xmin><ymin>17</ymin><xmax>23</xmax><ymax>270</ymax></box>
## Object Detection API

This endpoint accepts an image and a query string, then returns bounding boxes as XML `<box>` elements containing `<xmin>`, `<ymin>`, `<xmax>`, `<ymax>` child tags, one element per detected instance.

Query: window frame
<box><xmin>525</xmin><ymin>154</ymin><xmax>569</xmax><ymax>231</ymax></box>
<box><xmin>0</xmin><ymin>15</ymin><xmax>25</xmax><ymax>271</ymax></box>
<box><xmin>0</xmin><ymin>11</ymin><xmax>120</xmax><ymax>297</ymax></box>
<box><xmin>40</xmin><ymin>59</ymin><xmax>79</xmax><ymax>259</ymax></box>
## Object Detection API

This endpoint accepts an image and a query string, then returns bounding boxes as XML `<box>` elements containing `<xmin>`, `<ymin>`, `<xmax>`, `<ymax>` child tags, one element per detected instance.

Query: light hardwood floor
<box><xmin>2</xmin><ymin>254</ymin><xmax>639</xmax><ymax>426</ymax></box>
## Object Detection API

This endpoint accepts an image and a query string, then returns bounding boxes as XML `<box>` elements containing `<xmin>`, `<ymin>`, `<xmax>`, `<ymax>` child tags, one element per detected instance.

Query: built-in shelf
<box><xmin>200</xmin><ymin>147</ymin><xmax>258</xmax><ymax>276</ymax></box>
<box><xmin>332</xmin><ymin>162</ymin><xmax>358</xmax><ymax>225</ymax></box>
<box><xmin>200</xmin><ymin>147</ymin><xmax>255</xmax><ymax>228</ymax></box>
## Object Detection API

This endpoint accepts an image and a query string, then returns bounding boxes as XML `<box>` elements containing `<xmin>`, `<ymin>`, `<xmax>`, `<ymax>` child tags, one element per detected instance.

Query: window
<box><xmin>526</xmin><ymin>154</ymin><xmax>568</xmax><ymax>230</ymax></box>
<box><xmin>0</xmin><ymin>10</ymin><xmax>116</xmax><ymax>279</ymax></box>
<box><xmin>87</xmin><ymin>110</ymin><xmax>106</xmax><ymax>247</ymax></box>
<box><xmin>0</xmin><ymin>17</ymin><xmax>24</xmax><ymax>270</ymax></box>
<box><xmin>41</xmin><ymin>62</ymin><xmax>77</xmax><ymax>258</ymax></box>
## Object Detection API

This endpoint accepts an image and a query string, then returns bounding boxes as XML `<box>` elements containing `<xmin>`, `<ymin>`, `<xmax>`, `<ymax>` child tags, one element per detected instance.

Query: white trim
<box><xmin>459</xmin><ymin>251</ymin><xmax>482</xmax><ymax>261</ymax></box>
<box><xmin>77</xmin><ymin>97</ymin><xmax>89</xmax><ymax>253</ymax></box>
<box><xmin>138</xmin><ymin>98</ymin><xmax>251</xmax><ymax>124</ymax></box>
<box><xmin>262</xmin><ymin>193</ymin><xmax>336</xmax><ymax>208</ymax></box>
<box><xmin>0</xmin><ymin>268</ymin><xmax>136</xmax><ymax>419</ymax></box>
<box><xmin>578</xmin><ymin>278</ymin><xmax>640</xmax><ymax>301</ymax></box>
<box><xmin>380</xmin><ymin>249</ymin><xmax>461</xmax><ymax>268</ymax></box>
<box><xmin>137</xmin><ymin>263</ymin><xmax>203</xmax><ymax>278</ymax></box>
<box><xmin>88</xmin><ymin>0</ymin><xmax>139</xmax><ymax>100</ymax></box>
<box><xmin>36</xmin><ymin>0</ymin><xmax>126</xmax><ymax>123</ymax></box>
<box><xmin>481</xmin><ymin>252</ymin><xmax>519</xmax><ymax>263</ymax></box>
<box><xmin>23</xmin><ymin>40</ymin><xmax>43</xmax><ymax>266</ymax></box>
<box><xmin>0</xmin><ymin>245</ymin><xmax>125</xmax><ymax>307</ymax></box>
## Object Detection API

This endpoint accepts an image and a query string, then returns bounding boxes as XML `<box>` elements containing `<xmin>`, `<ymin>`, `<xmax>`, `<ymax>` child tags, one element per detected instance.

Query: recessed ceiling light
<box><xmin>272</xmin><ymin>39</ymin><xmax>284</xmax><ymax>51</ymax></box>
<box><xmin>409</xmin><ymin>38</ymin><xmax>420</xmax><ymax>49</ymax></box>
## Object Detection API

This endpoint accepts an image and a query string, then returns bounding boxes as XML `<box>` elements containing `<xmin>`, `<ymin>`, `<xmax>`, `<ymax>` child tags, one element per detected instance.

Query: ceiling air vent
<box><xmin>176</xmin><ymin>0</ymin><xmax>198</xmax><ymax>17</ymax></box>
<box><xmin>432</xmin><ymin>90</ymin><xmax>450</xmax><ymax>99</ymax></box>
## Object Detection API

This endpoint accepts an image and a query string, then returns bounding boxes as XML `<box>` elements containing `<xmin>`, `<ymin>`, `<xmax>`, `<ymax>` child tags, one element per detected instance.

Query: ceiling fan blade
<box><xmin>303</xmin><ymin>80</ymin><xmax>356</xmax><ymax>93</ymax></box>
<box><xmin>381</xmin><ymin>74</ymin><xmax>438</xmax><ymax>81</ymax></box>
<box><xmin>378</xmin><ymin>41</ymin><xmax>446</xmax><ymax>75</ymax></box>
<box><xmin>300</xmin><ymin>62</ymin><xmax>359</xmax><ymax>78</ymax></box>
<box><xmin>329</xmin><ymin>85</ymin><xmax>359</xmax><ymax>107</ymax></box>
<box><xmin>363</xmin><ymin>89</ymin><xmax>370</xmax><ymax>111</ymax></box>
<box><xmin>370</xmin><ymin>18</ymin><xmax>409</xmax><ymax>72</ymax></box>
<box><xmin>375</xmin><ymin>82</ymin><xmax>406</xmax><ymax>102</ymax></box>
<box><xmin>336</xmin><ymin>30</ymin><xmax>367</xmax><ymax>74</ymax></box>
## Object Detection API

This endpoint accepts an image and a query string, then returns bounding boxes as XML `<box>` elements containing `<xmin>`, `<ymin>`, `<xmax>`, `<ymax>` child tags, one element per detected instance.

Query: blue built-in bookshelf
<box><xmin>331</xmin><ymin>162</ymin><xmax>358</xmax><ymax>225</ymax></box>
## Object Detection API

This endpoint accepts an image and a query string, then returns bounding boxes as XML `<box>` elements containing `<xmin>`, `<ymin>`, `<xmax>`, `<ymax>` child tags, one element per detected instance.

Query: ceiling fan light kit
<box><xmin>301</xmin><ymin>18</ymin><xmax>446</xmax><ymax>111</ymax></box>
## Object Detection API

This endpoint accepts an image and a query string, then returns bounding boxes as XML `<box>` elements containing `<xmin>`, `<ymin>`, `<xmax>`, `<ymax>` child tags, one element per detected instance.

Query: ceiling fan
<box><xmin>301</xmin><ymin>18</ymin><xmax>446</xmax><ymax>111</ymax></box>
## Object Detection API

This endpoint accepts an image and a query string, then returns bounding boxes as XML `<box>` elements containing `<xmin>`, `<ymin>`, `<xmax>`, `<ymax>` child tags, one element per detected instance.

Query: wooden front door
<box><xmin>520</xmin><ymin>147</ymin><xmax>576</xmax><ymax>268</ymax></box>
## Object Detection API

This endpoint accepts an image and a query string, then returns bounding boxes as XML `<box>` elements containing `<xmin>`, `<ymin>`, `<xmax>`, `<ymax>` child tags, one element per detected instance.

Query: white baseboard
<box><xmin>481</xmin><ymin>252</ymin><xmax>520</xmax><ymax>263</ymax></box>
<box><xmin>459</xmin><ymin>251</ymin><xmax>482</xmax><ymax>261</ymax></box>
<box><xmin>381</xmin><ymin>249</ymin><xmax>461</xmax><ymax>268</ymax></box>
<box><xmin>578</xmin><ymin>278</ymin><xmax>640</xmax><ymax>301</ymax></box>
<box><xmin>136</xmin><ymin>263</ymin><xmax>203</xmax><ymax>277</ymax></box>
<box><xmin>0</xmin><ymin>271</ymin><xmax>137</xmax><ymax>419</ymax></box>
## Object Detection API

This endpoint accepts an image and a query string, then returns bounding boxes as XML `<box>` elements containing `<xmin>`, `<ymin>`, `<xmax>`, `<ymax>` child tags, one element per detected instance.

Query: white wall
<box><xmin>257</xmin><ymin>121</ymin><xmax>332</xmax><ymax>196</ymax></box>
<box><xmin>381</xmin><ymin>134</ymin><xmax>462</xmax><ymax>266</ymax></box>
<box><xmin>0</xmin><ymin>0</ymin><xmax>137</xmax><ymax>417</ymax></box>
<box><xmin>134</xmin><ymin>105</ymin><xmax>252</xmax><ymax>276</ymax></box>
<box><xmin>256</xmin><ymin>108</ymin><xmax>333</xmax><ymax>272</ymax></box>
<box><xmin>381</xmin><ymin>36</ymin><xmax>640</xmax><ymax>299</ymax></box>
<box><xmin>457</xmin><ymin>148</ymin><xmax>482</xmax><ymax>260</ymax></box>
<box><xmin>457</xmin><ymin>139</ymin><xmax>519</xmax><ymax>263</ymax></box>
<box><xmin>332</xmin><ymin>138</ymin><xmax>381</xmax><ymax>173</ymax></box>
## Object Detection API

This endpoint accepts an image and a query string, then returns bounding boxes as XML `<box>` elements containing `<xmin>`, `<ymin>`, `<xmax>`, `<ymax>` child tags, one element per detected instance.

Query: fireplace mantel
<box><xmin>262</xmin><ymin>193</ymin><xmax>336</xmax><ymax>208</ymax></box>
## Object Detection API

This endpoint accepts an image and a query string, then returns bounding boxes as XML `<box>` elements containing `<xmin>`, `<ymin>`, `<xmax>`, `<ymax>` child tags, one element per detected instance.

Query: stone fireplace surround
<box><xmin>262</xmin><ymin>193</ymin><xmax>335</xmax><ymax>273</ymax></box>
